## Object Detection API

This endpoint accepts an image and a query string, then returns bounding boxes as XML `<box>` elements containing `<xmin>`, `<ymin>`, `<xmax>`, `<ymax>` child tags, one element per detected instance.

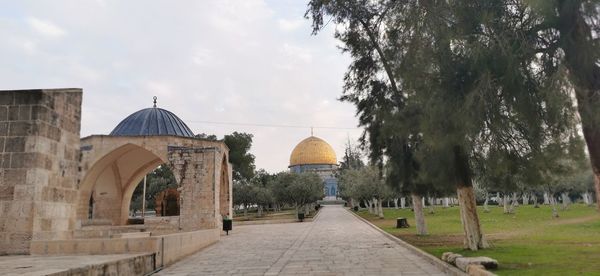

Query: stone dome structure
<box><xmin>289</xmin><ymin>136</ymin><xmax>337</xmax><ymax>167</ymax></box>
<box><xmin>110</xmin><ymin>102</ymin><xmax>194</xmax><ymax>137</ymax></box>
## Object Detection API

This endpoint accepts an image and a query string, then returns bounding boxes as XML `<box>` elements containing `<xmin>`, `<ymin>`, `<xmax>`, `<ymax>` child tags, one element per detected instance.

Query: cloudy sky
<box><xmin>0</xmin><ymin>0</ymin><xmax>363</xmax><ymax>173</ymax></box>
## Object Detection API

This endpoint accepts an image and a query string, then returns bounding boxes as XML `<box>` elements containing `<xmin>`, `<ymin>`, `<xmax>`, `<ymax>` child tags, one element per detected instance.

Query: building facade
<box><xmin>289</xmin><ymin>136</ymin><xmax>338</xmax><ymax>198</ymax></box>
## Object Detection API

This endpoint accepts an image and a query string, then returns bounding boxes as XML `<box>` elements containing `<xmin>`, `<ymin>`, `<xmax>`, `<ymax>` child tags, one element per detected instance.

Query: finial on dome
<box><xmin>153</xmin><ymin>96</ymin><xmax>157</xmax><ymax>108</ymax></box>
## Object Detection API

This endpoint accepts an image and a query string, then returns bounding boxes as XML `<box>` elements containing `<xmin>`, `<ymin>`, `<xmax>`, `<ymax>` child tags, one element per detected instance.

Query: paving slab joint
<box><xmin>346</xmin><ymin>208</ymin><xmax>466</xmax><ymax>276</ymax></box>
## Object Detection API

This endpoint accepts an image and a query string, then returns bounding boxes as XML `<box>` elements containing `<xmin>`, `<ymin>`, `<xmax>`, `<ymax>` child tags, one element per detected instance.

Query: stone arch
<box><xmin>76</xmin><ymin>143</ymin><xmax>166</xmax><ymax>226</ymax></box>
<box><xmin>219</xmin><ymin>154</ymin><xmax>231</xmax><ymax>217</ymax></box>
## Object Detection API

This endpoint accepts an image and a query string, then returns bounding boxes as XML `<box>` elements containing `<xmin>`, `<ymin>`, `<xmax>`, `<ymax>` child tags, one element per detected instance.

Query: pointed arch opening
<box><xmin>76</xmin><ymin>143</ymin><xmax>166</xmax><ymax>226</ymax></box>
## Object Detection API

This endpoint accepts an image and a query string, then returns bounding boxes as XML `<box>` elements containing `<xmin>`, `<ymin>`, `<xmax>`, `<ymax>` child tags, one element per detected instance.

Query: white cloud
<box><xmin>278</xmin><ymin>18</ymin><xmax>304</xmax><ymax>32</ymax></box>
<box><xmin>70</xmin><ymin>63</ymin><xmax>102</xmax><ymax>82</ymax></box>
<box><xmin>192</xmin><ymin>48</ymin><xmax>213</xmax><ymax>66</ymax></box>
<box><xmin>22</xmin><ymin>40</ymin><xmax>36</xmax><ymax>54</ymax></box>
<box><xmin>281</xmin><ymin>43</ymin><xmax>312</xmax><ymax>63</ymax></box>
<box><xmin>144</xmin><ymin>81</ymin><xmax>173</xmax><ymax>98</ymax></box>
<box><xmin>26</xmin><ymin>17</ymin><xmax>66</xmax><ymax>37</ymax></box>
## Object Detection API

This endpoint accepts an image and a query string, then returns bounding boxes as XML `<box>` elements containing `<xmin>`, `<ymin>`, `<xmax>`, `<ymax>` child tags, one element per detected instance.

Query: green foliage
<box><xmin>233</xmin><ymin>180</ymin><xmax>256</xmax><ymax>208</ymax></box>
<box><xmin>339</xmin><ymin>166</ymin><xmax>392</xmax><ymax>202</ymax></box>
<box><xmin>130</xmin><ymin>164</ymin><xmax>177</xmax><ymax>212</ymax></box>
<box><xmin>270</xmin><ymin>172</ymin><xmax>323</xmax><ymax>209</ymax></box>
<box><xmin>537</xmin><ymin>126</ymin><xmax>592</xmax><ymax>196</ymax></box>
<box><xmin>195</xmin><ymin>133</ymin><xmax>218</xmax><ymax>141</ymax></box>
<box><xmin>306</xmin><ymin>0</ymin><xmax>586</xmax><ymax>196</ymax></box>
<box><xmin>224</xmin><ymin>132</ymin><xmax>256</xmax><ymax>181</ymax></box>
<box><xmin>195</xmin><ymin>131</ymin><xmax>257</xmax><ymax>181</ymax></box>
<box><xmin>338</xmin><ymin>140</ymin><xmax>365</xmax><ymax>172</ymax></box>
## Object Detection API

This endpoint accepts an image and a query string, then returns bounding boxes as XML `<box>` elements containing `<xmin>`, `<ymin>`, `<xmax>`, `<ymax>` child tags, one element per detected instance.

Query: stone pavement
<box><xmin>158</xmin><ymin>205</ymin><xmax>447</xmax><ymax>276</ymax></box>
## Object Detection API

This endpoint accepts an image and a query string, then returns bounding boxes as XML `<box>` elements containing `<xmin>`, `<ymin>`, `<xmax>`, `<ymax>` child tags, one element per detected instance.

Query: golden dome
<box><xmin>289</xmin><ymin>136</ymin><xmax>337</xmax><ymax>167</ymax></box>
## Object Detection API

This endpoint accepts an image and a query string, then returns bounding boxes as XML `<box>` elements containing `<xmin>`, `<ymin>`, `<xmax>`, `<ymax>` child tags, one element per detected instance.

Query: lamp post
<box><xmin>142</xmin><ymin>175</ymin><xmax>147</xmax><ymax>218</ymax></box>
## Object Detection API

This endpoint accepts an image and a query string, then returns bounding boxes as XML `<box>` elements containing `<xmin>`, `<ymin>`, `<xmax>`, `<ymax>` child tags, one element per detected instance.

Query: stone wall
<box><xmin>0</xmin><ymin>89</ymin><xmax>82</xmax><ymax>255</ymax></box>
<box><xmin>168</xmin><ymin>146</ymin><xmax>223</xmax><ymax>231</ymax></box>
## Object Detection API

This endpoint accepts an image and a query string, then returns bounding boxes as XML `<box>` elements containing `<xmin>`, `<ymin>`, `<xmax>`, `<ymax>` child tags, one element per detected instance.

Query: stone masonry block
<box><xmin>13</xmin><ymin>185</ymin><xmax>36</xmax><ymax>200</ymax></box>
<box><xmin>12</xmin><ymin>90</ymin><xmax>43</xmax><ymax>105</ymax></box>
<box><xmin>18</xmin><ymin>106</ymin><xmax>31</xmax><ymax>121</ymax></box>
<box><xmin>10</xmin><ymin>200</ymin><xmax>34</xmax><ymax>218</ymax></box>
<box><xmin>8</xmin><ymin>232</ymin><xmax>32</xmax><ymax>254</ymax></box>
<box><xmin>466</xmin><ymin>264</ymin><xmax>496</xmax><ymax>276</ymax></box>
<box><xmin>8</xmin><ymin>106</ymin><xmax>19</xmax><ymax>121</ymax></box>
<box><xmin>0</xmin><ymin>91</ymin><xmax>13</xmax><ymax>105</ymax></box>
<box><xmin>8</xmin><ymin>121</ymin><xmax>38</xmax><ymax>136</ymax></box>
<box><xmin>0</xmin><ymin>122</ymin><xmax>8</xmax><ymax>136</ymax></box>
<box><xmin>5</xmin><ymin>137</ymin><xmax>26</xmax><ymax>152</ymax></box>
<box><xmin>31</xmin><ymin>105</ymin><xmax>53</xmax><ymax>123</ymax></box>
<box><xmin>10</xmin><ymin>152</ymin><xmax>52</xmax><ymax>169</ymax></box>
<box><xmin>3</xmin><ymin>169</ymin><xmax>27</xmax><ymax>185</ymax></box>
<box><xmin>0</xmin><ymin>153</ymin><xmax>11</xmax><ymax>169</ymax></box>
<box><xmin>0</xmin><ymin>186</ymin><xmax>14</xmax><ymax>200</ymax></box>
<box><xmin>0</xmin><ymin>106</ymin><xmax>7</xmax><ymax>121</ymax></box>
<box><xmin>26</xmin><ymin>168</ymin><xmax>49</xmax><ymax>186</ymax></box>
<box><xmin>456</xmin><ymin>256</ymin><xmax>499</xmax><ymax>271</ymax></box>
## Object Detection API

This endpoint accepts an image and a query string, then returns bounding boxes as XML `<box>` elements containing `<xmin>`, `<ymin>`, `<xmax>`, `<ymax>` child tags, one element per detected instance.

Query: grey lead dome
<box><xmin>110</xmin><ymin>107</ymin><xmax>195</xmax><ymax>137</ymax></box>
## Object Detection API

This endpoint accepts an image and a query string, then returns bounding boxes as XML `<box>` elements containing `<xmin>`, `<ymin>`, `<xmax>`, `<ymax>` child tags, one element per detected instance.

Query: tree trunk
<box><xmin>533</xmin><ymin>194</ymin><xmax>540</xmax><ymax>208</ymax></box>
<box><xmin>411</xmin><ymin>194</ymin><xmax>427</xmax><ymax>235</ymax></box>
<box><xmin>258</xmin><ymin>205</ymin><xmax>263</xmax><ymax>217</ymax></box>
<box><xmin>366</xmin><ymin>200</ymin><xmax>373</xmax><ymax>214</ymax></box>
<box><xmin>483</xmin><ymin>195</ymin><xmax>490</xmax><ymax>213</ymax></box>
<box><xmin>443</xmin><ymin>197</ymin><xmax>450</xmax><ymax>208</ymax></box>
<box><xmin>372</xmin><ymin>198</ymin><xmax>377</xmax><ymax>214</ymax></box>
<box><xmin>305</xmin><ymin>204</ymin><xmax>311</xmax><ymax>215</ymax></box>
<box><xmin>377</xmin><ymin>199</ymin><xmax>384</xmax><ymax>219</ymax></box>
<box><xmin>509</xmin><ymin>193</ymin><xmax>518</xmax><ymax>214</ymax></box>
<box><xmin>595</xmin><ymin>173</ymin><xmax>600</xmax><ymax>209</ymax></box>
<box><xmin>244</xmin><ymin>204</ymin><xmax>248</xmax><ymax>218</ymax></box>
<box><xmin>561</xmin><ymin>193</ymin><xmax>570</xmax><ymax>210</ymax></box>
<box><xmin>394</xmin><ymin>198</ymin><xmax>399</xmax><ymax>209</ymax></box>
<box><xmin>557</xmin><ymin>1</ymin><xmax>600</xmax><ymax>211</ymax></box>
<box><xmin>583</xmin><ymin>192</ymin><xmax>591</xmax><ymax>205</ymax></box>
<box><xmin>503</xmin><ymin>194</ymin><xmax>510</xmax><ymax>214</ymax></box>
<box><xmin>543</xmin><ymin>192</ymin><xmax>550</xmax><ymax>205</ymax></box>
<box><xmin>400</xmin><ymin>197</ymin><xmax>406</xmax><ymax>209</ymax></box>
<box><xmin>522</xmin><ymin>194</ymin><xmax>529</xmax><ymax>205</ymax></box>
<box><xmin>427</xmin><ymin>197</ymin><xmax>435</xmax><ymax>214</ymax></box>
<box><xmin>457</xmin><ymin>186</ymin><xmax>488</xmax><ymax>250</ymax></box>
<box><xmin>550</xmin><ymin>196</ymin><xmax>559</xmax><ymax>218</ymax></box>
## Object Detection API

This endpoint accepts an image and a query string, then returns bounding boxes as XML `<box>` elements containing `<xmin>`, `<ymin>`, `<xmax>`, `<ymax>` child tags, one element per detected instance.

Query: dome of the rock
<box><xmin>289</xmin><ymin>136</ymin><xmax>337</xmax><ymax>167</ymax></box>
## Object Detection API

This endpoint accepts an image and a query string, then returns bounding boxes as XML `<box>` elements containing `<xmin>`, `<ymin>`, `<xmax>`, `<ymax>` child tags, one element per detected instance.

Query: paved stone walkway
<box><xmin>158</xmin><ymin>205</ymin><xmax>447</xmax><ymax>276</ymax></box>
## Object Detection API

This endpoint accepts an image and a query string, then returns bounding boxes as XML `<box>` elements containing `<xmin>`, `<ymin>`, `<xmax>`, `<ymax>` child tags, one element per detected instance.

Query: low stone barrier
<box><xmin>442</xmin><ymin>252</ymin><xmax>498</xmax><ymax>276</ymax></box>
<box><xmin>30</xmin><ymin>228</ymin><xmax>220</xmax><ymax>268</ymax></box>
<box><xmin>45</xmin><ymin>253</ymin><xmax>156</xmax><ymax>276</ymax></box>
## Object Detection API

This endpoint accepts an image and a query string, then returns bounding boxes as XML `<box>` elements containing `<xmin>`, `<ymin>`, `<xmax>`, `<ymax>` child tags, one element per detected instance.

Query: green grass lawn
<box><xmin>358</xmin><ymin>204</ymin><xmax>600</xmax><ymax>275</ymax></box>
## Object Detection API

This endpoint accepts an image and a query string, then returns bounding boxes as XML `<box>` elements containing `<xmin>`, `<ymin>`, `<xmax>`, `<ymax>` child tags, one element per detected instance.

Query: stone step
<box><xmin>81</xmin><ymin>219</ymin><xmax>113</xmax><ymax>226</ymax></box>
<box><xmin>74</xmin><ymin>224</ymin><xmax>180</xmax><ymax>239</ymax></box>
<box><xmin>111</xmin><ymin>232</ymin><xmax>152</xmax><ymax>238</ymax></box>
